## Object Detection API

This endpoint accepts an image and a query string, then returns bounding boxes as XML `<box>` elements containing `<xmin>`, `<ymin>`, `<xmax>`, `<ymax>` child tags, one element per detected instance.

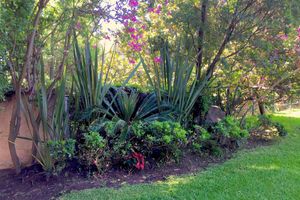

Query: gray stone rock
<box><xmin>205</xmin><ymin>106</ymin><xmax>225</xmax><ymax>123</ymax></box>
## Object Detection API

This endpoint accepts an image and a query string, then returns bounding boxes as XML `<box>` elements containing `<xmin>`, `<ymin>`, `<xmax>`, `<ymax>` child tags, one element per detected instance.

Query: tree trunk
<box><xmin>196</xmin><ymin>0</ymin><xmax>208</xmax><ymax>81</ymax></box>
<box><xmin>8</xmin><ymin>90</ymin><xmax>22</xmax><ymax>174</ymax></box>
<box><xmin>258</xmin><ymin>101</ymin><xmax>265</xmax><ymax>115</ymax></box>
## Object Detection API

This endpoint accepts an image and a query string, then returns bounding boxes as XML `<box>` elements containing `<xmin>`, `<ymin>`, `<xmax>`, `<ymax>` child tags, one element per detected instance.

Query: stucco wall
<box><xmin>0</xmin><ymin>96</ymin><xmax>33</xmax><ymax>169</ymax></box>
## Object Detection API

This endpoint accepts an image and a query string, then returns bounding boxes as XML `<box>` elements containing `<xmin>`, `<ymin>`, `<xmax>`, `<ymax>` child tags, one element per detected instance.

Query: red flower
<box><xmin>132</xmin><ymin>152</ymin><xmax>145</xmax><ymax>170</ymax></box>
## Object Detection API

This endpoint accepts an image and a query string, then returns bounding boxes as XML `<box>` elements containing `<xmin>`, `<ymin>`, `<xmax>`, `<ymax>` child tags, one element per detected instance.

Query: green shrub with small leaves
<box><xmin>213</xmin><ymin>116</ymin><xmax>249</xmax><ymax>149</ymax></box>
<box><xmin>215</xmin><ymin>116</ymin><xmax>249</xmax><ymax>139</ymax></box>
<box><xmin>78</xmin><ymin>131</ymin><xmax>107</xmax><ymax>171</ymax></box>
<box><xmin>144</xmin><ymin>121</ymin><xmax>188</xmax><ymax>161</ymax></box>
<box><xmin>47</xmin><ymin>139</ymin><xmax>76</xmax><ymax>173</ymax></box>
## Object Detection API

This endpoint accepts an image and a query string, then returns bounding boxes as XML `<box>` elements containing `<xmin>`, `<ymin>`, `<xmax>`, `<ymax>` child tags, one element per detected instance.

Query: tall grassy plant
<box><xmin>141</xmin><ymin>44</ymin><xmax>207</xmax><ymax>125</ymax></box>
<box><xmin>72</xmin><ymin>38</ymin><xmax>142</xmax><ymax>122</ymax></box>
<box><xmin>73</xmin><ymin>39</ymin><xmax>111</xmax><ymax>113</ymax></box>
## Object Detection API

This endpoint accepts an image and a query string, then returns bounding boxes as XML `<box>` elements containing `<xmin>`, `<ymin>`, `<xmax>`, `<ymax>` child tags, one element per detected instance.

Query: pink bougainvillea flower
<box><xmin>130</xmin><ymin>34</ymin><xmax>139</xmax><ymax>40</ymax></box>
<box><xmin>129</xmin><ymin>58</ymin><xmax>136</xmax><ymax>65</ymax></box>
<box><xmin>129</xmin><ymin>0</ymin><xmax>139</xmax><ymax>7</ymax></box>
<box><xmin>148</xmin><ymin>7</ymin><xmax>155</xmax><ymax>12</ymax></box>
<box><xmin>127</xmin><ymin>27</ymin><xmax>136</xmax><ymax>33</ymax></box>
<box><xmin>155</xmin><ymin>4</ymin><xmax>162</xmax><ymax>14</ymax></box>
<box><xmin>122</xmin><ymin>15</ymin><xmax>130</xmax><ymax>20</ymax></box>
<box><xmin>123</xmin><ymin>21</ymin><xmax>129</xmax><ymax>27</ymax></box>
<box><xmin>130</xmin><ymin>15</ymin><xmax>138</xmax><ymax>22</ymax></box>
<box><xmin>128</xmin><ymin>41</ymin><xmax>143</xmax><ymax>52</ymax></box>
<box><xmin>154</xmin><ymin>56</ymin><xmax>162</xmax><ymax>64</ymax></box>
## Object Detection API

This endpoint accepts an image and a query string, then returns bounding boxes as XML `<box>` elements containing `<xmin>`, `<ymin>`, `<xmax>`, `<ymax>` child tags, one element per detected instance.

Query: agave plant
<box><xmin>103</xmin><ymin>89</ymin><xmax>171</xmax><ymax>123</ymax></box>
<box><xmin>141</xmin><ymin>43</ymin><xmax>207</xmax><ymax>125</ymax></box>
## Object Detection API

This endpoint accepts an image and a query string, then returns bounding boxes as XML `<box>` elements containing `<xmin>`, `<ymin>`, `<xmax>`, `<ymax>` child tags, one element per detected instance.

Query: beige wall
<box><xmin>0</xmin><ymin>96</ymin><xmax>33</xmax><ymax>169</ymax></box>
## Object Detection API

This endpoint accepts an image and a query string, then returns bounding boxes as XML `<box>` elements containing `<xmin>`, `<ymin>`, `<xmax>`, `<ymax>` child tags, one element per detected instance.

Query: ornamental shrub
<box><xmin>47</xmin><ymin>139</ymin><xmax>76</xmax><ymax>173</ymax></box>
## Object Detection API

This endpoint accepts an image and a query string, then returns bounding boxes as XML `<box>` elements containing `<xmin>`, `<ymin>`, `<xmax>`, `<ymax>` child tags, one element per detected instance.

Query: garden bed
<box><xmin>0</xmin><ymin>135</ymin><xmax>274</xmax><ymax>200</ymax></box>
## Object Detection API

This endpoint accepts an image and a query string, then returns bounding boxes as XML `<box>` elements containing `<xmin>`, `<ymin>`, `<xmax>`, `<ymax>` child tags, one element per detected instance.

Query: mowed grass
<box><xmin>61</xmin><ymin>110</ymin><xmax>300</xmax><ymax>200</ymax></box>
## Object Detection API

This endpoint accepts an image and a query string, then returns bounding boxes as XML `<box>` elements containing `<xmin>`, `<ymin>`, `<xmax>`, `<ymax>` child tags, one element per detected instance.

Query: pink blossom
<box><xmin>123</xmin><ymin>21</ymin><xmax>129</xmax><ymax>27</ymax></box>
<box><xmin>122</xmin><ymin>15</ymin><xmax>130</xmax><ymax>20</ymax></box>
<box><xmin>128</xmin><ymin>41</ymin><xmax>142</xmax><ymax>52</ymax></box>
<box><xmin>148</xmin><ymin>7</ymin><xmax>154</xmax><ymax>12</ymax></box>
<box><xmin>129</xmin><ymin>0</ymin><xmax>139</xmax><ymax>7</ymax></box>
<box><xmin>92</xmin><ymin>44</ymin><xmax>97</xmax><ymax>49</ymax></box>
<box><xmin>129</xmin><ymin>58</ymin><xmax>136</xmax><ymax>64</ymax></box>
<box><xmin>155</xmin><ymin>4</ymin><xmax>162</xmax><ymax>14</ymax></box>
<box><xmin>130</xmin><ymin>34</ymin><xmax>139</xmax><ymax>40</ymax></box>
<box><xmin>154</xmin><ymin>56</ymin><xmax>162</xmax><ymax>64</ymax></box>
<box><xmin>130</xmin><ymin>15</ymin><xmax>138</xmax><ymax>22</ymax></box>
<box><xmin>165</xmin><ymin>0</ymin><xmax>169</xmax><ymax>5</ymax></box>
<box><xmin>128</xmin><ymin>27</ymin><xmax>136</xmax><ymax>33</ymax></box>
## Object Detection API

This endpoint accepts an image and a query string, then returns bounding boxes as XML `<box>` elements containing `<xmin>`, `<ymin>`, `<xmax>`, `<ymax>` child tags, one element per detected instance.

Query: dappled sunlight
<box><xmin>274</xmin><ymin>109</ymin><xmax>300</xmax><ymax>118</ymax></box>
<box><xmin>247</xmin><ymin>164</ymin><xmax>280</xmax><ymax>171</ymax></box>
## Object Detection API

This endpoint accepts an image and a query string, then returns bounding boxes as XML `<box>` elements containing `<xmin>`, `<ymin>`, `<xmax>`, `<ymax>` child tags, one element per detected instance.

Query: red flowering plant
<box><xmin>127</xmin><ymin>151</ymin><xmax>145</xmax><ymax>170</ymax></box>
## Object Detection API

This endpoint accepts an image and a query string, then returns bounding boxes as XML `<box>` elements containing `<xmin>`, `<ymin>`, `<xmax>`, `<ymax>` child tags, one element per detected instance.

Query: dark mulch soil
<box><xmin>0</xmin><ymin>136</ymin><xmax>274</xmax><ymax>200</ymax></box>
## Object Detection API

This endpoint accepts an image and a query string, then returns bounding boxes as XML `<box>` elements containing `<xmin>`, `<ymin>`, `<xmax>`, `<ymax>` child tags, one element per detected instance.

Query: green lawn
<box><xmin>61</xmin><ymin>110</ymin><xmax>300</xmax><ymax>200</ymax></box>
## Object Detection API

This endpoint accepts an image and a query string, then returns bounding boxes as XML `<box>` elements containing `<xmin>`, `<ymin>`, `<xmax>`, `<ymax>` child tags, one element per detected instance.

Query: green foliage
<box><xmin>0</xmin><ymin>72</ymin><xmax>11</xmax><ymax>102</ymax></box>
<box><xmin>105</xmin><ymin>90</ymin><xmax>171</xmax><ymax>123</ymax></box>
<box><xmin>273</xmin><ymin>122</ymin><xmax>288</xmax><ymax>137</ymax></box>
<box><xmin>243</xmin><ymin>115</ymin><xmax>261</xmax><ymax>132</ymax></box>
<box><xmin>78</xmin><ymin>131</ymin><xmax>107</xmax><ymax>171</ymax></box>
<box><xmin>258</xmin><ymin>115</ymin><xmax>288</xmax><ymax>136</ymax></box>
<box><xmin>190</xmin><ymin>125</ymin><xmax>212</xmax><ymax>153</ymax></box>
<box><xmin>215</xmin><ymin>116</ymin><xmax>249</xmax><ymax>139</ymax></box>
<box><xmin>141</xmin><ymin>44</ymin><xmax>206</xmax><ymax>125</ymax></box>
<box><xmin>73</xmin><ymin>39</ymin><xmax>110</xmax><ymax>115</ymax></box>
<box><xmin>145</xmin><ymin>121</ymin><xmax>188</xmax><ymax>161</ymax></box>
<box><xmin>47</xmin><ymin>139</ymin><xmax>76</xmax><ymax>173</ymax></box>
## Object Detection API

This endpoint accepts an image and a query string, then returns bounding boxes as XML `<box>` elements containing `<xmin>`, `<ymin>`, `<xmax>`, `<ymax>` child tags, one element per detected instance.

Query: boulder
<box><xmin>205</xmin><ymin>106</ymin><xmax>225</xmax><ymax>123</ymax></box>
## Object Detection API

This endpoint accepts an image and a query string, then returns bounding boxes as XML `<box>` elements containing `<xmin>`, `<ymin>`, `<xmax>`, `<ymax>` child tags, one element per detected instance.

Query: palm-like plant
<box><xmin>104</xmin><ymin>89</ymin><xmax>171</xmax><ymax>124</ymax></box>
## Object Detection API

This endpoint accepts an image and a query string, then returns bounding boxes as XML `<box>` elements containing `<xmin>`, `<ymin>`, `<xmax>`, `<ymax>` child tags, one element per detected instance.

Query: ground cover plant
<box><xmin>60</xmin><ymin>110</ymin><xmax>300</xmax><ymax>200</ymax></box>
<box><xmin>0</xmin><ymin>0</ymin><xmax>300</xmax><ymax>200</ymax></box>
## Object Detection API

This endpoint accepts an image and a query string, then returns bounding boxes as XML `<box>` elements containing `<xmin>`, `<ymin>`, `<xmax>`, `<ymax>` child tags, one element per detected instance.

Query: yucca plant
<box><xmin>73</xmin><ymin>39</ymin><xmax>111</xmax><ymax>113</ymax></box>
<box><xmin>72</xmin><ymin>38</ymin><xmax>142</xmax><ymax>122</ymax></box>
<box><xmin>141</xmin><ymin>43</ymin><xmax>207</xmax><ymax>125</ymax></box>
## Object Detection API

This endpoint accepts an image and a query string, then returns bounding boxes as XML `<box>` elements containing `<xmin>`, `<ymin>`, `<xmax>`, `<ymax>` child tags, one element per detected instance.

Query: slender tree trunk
<box><xmin>196</xmin><ymin>0</ymin><xmax>208</xmax><ymax>81</ymax></box>
<box><xmin>50</xmin><ymin>33</ymin><xmax>55</xmax><ymax>80</ymax></box>
<box><xmin>8</xmin><ymin>89</ymin><xmax>22</xmax><ymax>173</ymax></box>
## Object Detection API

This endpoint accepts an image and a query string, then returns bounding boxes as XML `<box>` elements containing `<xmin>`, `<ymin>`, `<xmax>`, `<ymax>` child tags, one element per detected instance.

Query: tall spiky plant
<box><xmin>72</xmin><ymin>37</ymin><xmax>142</xmax><ymax>122</ymax></box>
<box><xmin>141</xmin><ymin>43</ymin><xmax>207</xmax><ymax>125</ymax></box>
